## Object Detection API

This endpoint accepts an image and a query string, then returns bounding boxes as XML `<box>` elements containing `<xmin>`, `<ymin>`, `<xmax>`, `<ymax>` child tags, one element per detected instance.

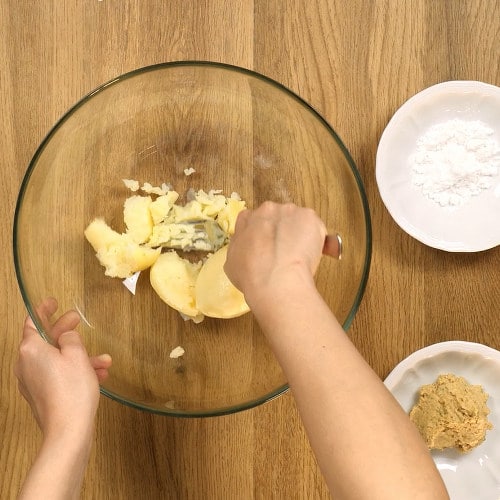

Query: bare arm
<box><xmin>225</xmin><ymin>202</ymin><xmax>449</xmax><ymax>500</ymax></box>
<box><xmin>19</xmin><ymin>430</ymin><xmax>94</xmax><ymax>500</ymax></box>
<box><xmin>15</xmin><ymin>298</ymin><xmax>112</xmax><ymax>500</ymax></box>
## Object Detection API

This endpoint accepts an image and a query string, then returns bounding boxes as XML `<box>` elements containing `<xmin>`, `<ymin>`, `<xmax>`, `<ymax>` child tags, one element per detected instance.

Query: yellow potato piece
<box><xmin>95</xmin><ymin>241</ymin><xmax>160</xmax><ymax>279</ymax></box>
<box><xmin>149</xmin><ymin>191</ymin><xmax>179</xmax><ymax>225</ymax></box>
<box><xmin>84</xmin><ymin>217</ymin><xmax>122</xmax><ymax>251</ymax></box>
<box><xmin>123</xmin><ymin>195</ymin><xmax>153</xmax><ymax>244</ymax></box>
<box><xmin>170</xmin><ymin>200</ymin><xmax>206</xmax><ymax>222</ymax></box>
<box><xmin>150</xmin><ymin>251</ymin><xmax>203</xmax><ymax>319</ymax></box>
<box><xmin>84</xmin><ymin>218</ymin><xmax>160</xmax><ymax>278</ymax></box>
<box><xmin>216</xmin><ymin>199</ymin><xmax>246</xmax><ymax>234</ymax></box>
<box><xmin>195</xmin><ymin>189</ymin><xmax>227</xmax><ymax>217</ymax></box>
<box><xmin>195</xmin><ymin>245</ymin><xmax>250</xmax><ymax>318</ymax></box>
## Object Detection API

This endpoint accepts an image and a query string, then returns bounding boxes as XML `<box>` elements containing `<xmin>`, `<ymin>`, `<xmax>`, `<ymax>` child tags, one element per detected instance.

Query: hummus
<box><xmin>409</xmin><ymin>373</ymin><xmax>493</xmax><ymax>453</ymax></box>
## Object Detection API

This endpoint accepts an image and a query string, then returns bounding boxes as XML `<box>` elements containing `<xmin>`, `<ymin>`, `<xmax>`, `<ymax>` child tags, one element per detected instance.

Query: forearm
<box><xmin>248</xmin><ymin>274</ymin><xmax>449</xmax><ymax>500</ymax></box>
<box><xmin>19</xmin><ymin>428</ymin><xmax>93</xmax><ymax>500</ymax></box>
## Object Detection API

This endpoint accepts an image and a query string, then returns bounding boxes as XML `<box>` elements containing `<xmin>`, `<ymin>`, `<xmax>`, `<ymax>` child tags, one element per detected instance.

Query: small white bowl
<box><xmin>385</xmin><ymin>341</ymin><xmax>500</xmax><ymax>500</ymax></box>
<box><xmin>376</xmin><ymin>81</ymin><xmax>500</xmax><ymax>252</ymax></box>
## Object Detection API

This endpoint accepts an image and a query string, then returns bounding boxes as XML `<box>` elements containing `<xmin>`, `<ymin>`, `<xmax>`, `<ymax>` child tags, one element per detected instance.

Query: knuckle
<box><xmin>259</xmin><ymin>200</ymin><xmax>276</xmax><ymax>212</ymax></box>
<box><xmin>18</xmin><ymin>339</ymin><xmax>36</xmax><ymax>359</ymax></box>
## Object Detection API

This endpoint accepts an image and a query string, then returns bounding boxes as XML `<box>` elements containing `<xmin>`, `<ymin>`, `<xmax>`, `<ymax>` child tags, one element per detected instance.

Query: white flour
<box><xmin>410</xmin><ymin>119</ymin><xmax>500</xmax><ymax>207</ymax></box>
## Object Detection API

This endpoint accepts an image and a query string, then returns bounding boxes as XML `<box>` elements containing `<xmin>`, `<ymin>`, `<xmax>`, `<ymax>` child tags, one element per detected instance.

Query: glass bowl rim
<box><xmin>13</xmin><ymin>60</ymin><xmax>372</xmax><ymax>417</ymax></box>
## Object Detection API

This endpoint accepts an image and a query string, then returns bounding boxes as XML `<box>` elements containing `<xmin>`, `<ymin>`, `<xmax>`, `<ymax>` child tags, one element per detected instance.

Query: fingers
<box><xmin>20</xmin><ymin>314</ymin><xmax>113</xmax><ymax>385</ymax></box>
<box><xmin>23</xmin><ymin>297</ymin><xmax>59</xmax><ymax>341</ymax></box>
<box><xmin>90</xmin><ymin>353</ymin><xmax>112</xmax><ymax>370</ymax></box>
<box><xmin>323</xmin><ymin>234</ymin><xmax>343</xmax><ymax>260</ymax></box>
<box><xmin>35</xmin><ymin>297</ymin><xmax>58</xmax><ymax>323</ymax></box>
<box><xmin>57</xmin><ymin>330</ymin><xmax>88</xmax><ymax>355</ymax></box>
<box><xmin>94</xmin><ymin>368</ymin><xmax>111</xmax><ymax>383</ymax></box>
<box><xmin>90</xmin><ymin>354</ymin><xmax>112</xmax><ymax>383</ymax></box>
<box><xmin>59</xmin><ymin>332</ymin><xmax>112</xmax><ymax>382</ymax></box>
<box><xmin>51</xmin><ymin>310</ymin><xmax>81</xmax><ymax>341</ymax></box>
<box><xmin>27</xmin><ymin>298</ymin><xmax>81</xmax><ymax>343</ymax></box>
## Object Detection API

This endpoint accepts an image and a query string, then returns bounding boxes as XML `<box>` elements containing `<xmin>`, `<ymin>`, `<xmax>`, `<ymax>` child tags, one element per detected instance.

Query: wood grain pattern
<box><xmin>1</xmin><ymin>1</ymin><xmax>499</xmax><ymax>498</ymax></box>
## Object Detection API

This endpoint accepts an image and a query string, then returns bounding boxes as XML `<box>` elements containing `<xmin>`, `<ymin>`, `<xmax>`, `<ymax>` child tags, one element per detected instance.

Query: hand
<box><xmin>224</xmin><ymin>202</ymin><xmax>327</xmax><ymax>306</ymax></box>
<box><xmin>224</xmin><ymin>203</ymin><xmax>449</xmax><ymax>500</ymax></box>
<box><xmin>14</xmin><ymin>298</ymin><xmax>112</xmax><ymax>440</ymax></box>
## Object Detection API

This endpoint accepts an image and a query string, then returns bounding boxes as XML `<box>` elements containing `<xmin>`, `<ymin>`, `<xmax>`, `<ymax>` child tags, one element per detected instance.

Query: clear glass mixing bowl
<box><xmin>14</xmin><ymin>61</ymin><xmax>371</xmax><ymax>416</ymax></box>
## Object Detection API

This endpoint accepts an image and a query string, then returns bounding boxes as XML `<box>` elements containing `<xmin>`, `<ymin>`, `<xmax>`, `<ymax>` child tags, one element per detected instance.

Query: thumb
<box><xmin>57</xmin><ymin>330</ymin><xmax>88</xmax><ymax>357</ymax></box>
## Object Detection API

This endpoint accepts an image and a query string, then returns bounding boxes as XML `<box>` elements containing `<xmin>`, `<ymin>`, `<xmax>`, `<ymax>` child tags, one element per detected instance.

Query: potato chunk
<box><xmin>195</xmin><ymin>245</ymin><xmax>249</xmax><ymax>318</ymax></box>
<box><xmin>150</xmin><ymin>251</ymin><xmax>203</xmax><ymax>320</ymax></box>
<box><xmin>123</xmin><ymin>195</ymin><xmax>153</xmax><ymax>244</ymax></box>
<box><xmin>84</xmin><ymin>218</ymin><xmax>160</xmax><ymax>278</ymax></box>
<box><xmin>84</xmin><ymin>217</ymin><xmax>122</xmax><ymax>251</ymax></box>
<box><xmin>149</xmin><ymin>191</ymin><xmax>179</xmax><ymax>225</ymax></box>
<box><xmin>216</xmin><ymin>198</ymin><xmax>246</xmax><ymax>234</ymax></box>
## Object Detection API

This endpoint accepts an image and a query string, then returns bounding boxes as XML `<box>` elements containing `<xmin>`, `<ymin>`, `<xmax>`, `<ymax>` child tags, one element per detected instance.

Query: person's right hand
<box><xmin>14</xmin><ymin>297</ymin><xmax>112</xmax><ymax>441</ymax></box>
<box><xmin>224</xmin><ymin>202</ymin><xmax>327</xmax><ymax>308</ymax></box>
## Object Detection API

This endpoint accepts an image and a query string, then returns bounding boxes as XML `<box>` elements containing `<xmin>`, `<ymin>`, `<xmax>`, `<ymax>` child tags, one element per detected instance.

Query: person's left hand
<box><xmin>14</xmin><ymin>297</ymin><xmax>112</xmax><ymax>440</ymax></box>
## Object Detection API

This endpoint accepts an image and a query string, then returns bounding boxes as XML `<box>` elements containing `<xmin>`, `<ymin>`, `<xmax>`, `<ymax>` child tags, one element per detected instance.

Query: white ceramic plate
<box><xmin>376</xmin><ymin>81</ymin><xmax>500</xmax><ymax>252</ymax></box>
<box><xmin>384</xmin><ymin>341</ymin><xmax>500</xmax><ymax>500</ymax></box>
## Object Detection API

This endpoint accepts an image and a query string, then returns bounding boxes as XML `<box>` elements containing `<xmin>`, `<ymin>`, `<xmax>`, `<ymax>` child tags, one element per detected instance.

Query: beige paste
<box><xmin>409</xmin><ymin>373</ymin><xmax>493</xmax><ymax>453</ymax></box>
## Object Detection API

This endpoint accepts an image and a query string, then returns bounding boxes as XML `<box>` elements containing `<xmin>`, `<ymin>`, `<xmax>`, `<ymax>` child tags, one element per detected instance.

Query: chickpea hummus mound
<box><xmin>409</xmin><ymin>373</ymin><xmax>493</xmax><ymax>453</ymax></box>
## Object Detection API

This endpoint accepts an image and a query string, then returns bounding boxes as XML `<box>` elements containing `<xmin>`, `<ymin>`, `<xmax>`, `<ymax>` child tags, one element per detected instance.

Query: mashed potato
<box><xmin>84</xmin><ymin>179</ymin><xmax>248</xmax><ymax>322</ymax></box>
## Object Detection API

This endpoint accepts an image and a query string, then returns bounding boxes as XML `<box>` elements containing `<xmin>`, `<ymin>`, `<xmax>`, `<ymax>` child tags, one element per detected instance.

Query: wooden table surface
<box><xmin>1</xmin><ymin>1</ymin><xmax>499</xmax><ymax>498</ymax></box>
